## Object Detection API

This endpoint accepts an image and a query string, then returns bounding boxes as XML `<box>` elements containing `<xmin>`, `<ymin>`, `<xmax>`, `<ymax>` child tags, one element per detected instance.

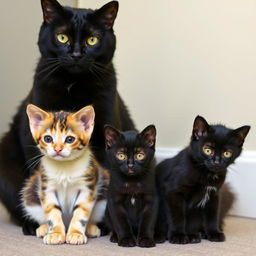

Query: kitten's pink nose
<box><xmin>54</xmin><ymin>148</ymin><xmax>63</xmax><ymax>154</ymax></box>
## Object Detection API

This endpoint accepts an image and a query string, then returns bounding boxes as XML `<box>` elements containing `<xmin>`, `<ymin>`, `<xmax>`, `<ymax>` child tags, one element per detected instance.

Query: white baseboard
<box><xmin>156</xmin><ymin>148</ymin><xmax>256</xmax><ymax>219</ymax></box>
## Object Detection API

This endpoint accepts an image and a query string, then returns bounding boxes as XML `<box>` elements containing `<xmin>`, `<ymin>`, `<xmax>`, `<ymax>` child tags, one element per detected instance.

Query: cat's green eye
<box><xmin>202</xmin><ymin>146</ymin><xmax>214</xmax><ymax>156</ymax></box>
<box><xmin>86</xmin><ymin>36</ymin><xmax>99</xmax><ymax>46</ymax></box>
<box><xmin>223</xmin><ymin>151</ymin><xmax>232</xmax><ymax>158</ymax></box>
<box><xmin>56</xmin><ymin>33</ymin><xmax>69</xmax><ymax>44</ymax></box>
<box><xmin>135</xmin><ymin>153</ymin><xmax>145</xmax><ymax>161</ymax></box>
<box><xmin>116</xmin><ymin>152</ymin><xmax>127</xmax><ymax>161</ymax></box>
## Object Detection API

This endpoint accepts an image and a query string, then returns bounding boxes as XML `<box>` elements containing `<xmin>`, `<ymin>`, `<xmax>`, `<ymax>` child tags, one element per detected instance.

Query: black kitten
<box><xmin>155</xmin><ymin>116</ymin><xmax>250</xmax><ymax>244</ymax></box>
<box><xmin>0</xmin><ymin>0</ymin><xmax>135</xmax><ymax>234</ymax></box>
<box><xmin>104</xmin><ymin>125</ymin><xmax>158</xmax><ymax>248</ymax></box>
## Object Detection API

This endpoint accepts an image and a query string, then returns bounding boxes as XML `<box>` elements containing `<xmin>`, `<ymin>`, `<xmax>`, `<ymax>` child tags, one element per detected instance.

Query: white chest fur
<box><xmin>41</xmin><ymin>149</ymin><xmax>92</xmax><ymax>216</ymax></box>
<box><xmin>197</xmin><ymin>186</ymin><xmax>217</xmax><ymax>208</ymax></box>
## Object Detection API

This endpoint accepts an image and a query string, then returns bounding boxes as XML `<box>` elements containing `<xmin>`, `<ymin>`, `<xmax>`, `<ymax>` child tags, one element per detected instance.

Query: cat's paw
<box><xmin>86</xmin><ymin>224</ymin><xmax>101</xmax><ymax>238</ymax></box>
<box><xmin>43</xmin><ymin>232</ymin><xmax>65</xmax><ymax>245</ymax></box>
<box><xmin>207</xmin><ymin>232</ymin><xmax>225</xmax><ymax>242</ymax></box>
<box><xmin>110</xmin><ymin>233</ymin><xmax>118</xmax><ymax>243</ymax></box>
<box><xmin>118</xmin><ymin>237</ymin><xmax>136</xmax><ymax>247</ymax></box>
<box><xmin>36</xmin><ymin>224</ymin><xmax>48</xmax><ymax>238</ymax></box>
<box><xmin>187</xmin><ymin>233</ymin><xmax>201</xmax><ymax>243</ymax></box>
<box><xmin>169</xmin><ymin>233</ymin><xmax>189</xmax><ymax>244</ymax></box>
<box><xmin>66</xmin><ymin>232</ymin><xmax>88</xmax><ymax>245</ymax></box>
<box><xmin>138</xmin><ymin>237</ymin><xmax>155</xmax><ymax>248</ymax></box>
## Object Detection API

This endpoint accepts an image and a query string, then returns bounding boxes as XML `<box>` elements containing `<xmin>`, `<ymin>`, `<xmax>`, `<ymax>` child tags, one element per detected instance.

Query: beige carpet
<box><xmin>0</xmin><ymin>204</ymin><xmax>256</xmax><ymax>256</ymax></box>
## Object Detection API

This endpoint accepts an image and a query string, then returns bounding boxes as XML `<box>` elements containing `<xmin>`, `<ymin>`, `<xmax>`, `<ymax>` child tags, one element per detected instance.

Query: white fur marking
<box><xmin>197</xmin><ymin>186</ymin><xmax>217</xmax><ymax>208</ymax></box>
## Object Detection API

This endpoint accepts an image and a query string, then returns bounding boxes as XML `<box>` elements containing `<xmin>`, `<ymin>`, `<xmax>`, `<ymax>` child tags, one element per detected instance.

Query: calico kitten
<box><xmin>104</xmin><ymin>125</ymin><xmax>158</xmax><ymax>248</ymax></box>
<box><xmin>21</xmin><ymin>104</ymin><xmax>109</xmax><ymax>245</ymax></box>
<box><xmin>0</xmin><ymin>0</ymin><xmax>135</xmax><ymax>234</ymax></box>
<box><xmin>155</xmin><ymin>116</ymin><xmax>250</xmax><ymax>244</ymax></box>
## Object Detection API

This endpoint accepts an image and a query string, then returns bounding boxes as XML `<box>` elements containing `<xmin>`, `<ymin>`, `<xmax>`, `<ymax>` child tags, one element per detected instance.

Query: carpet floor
<box><xmin>0</xmin><ymin>204</ymin><xmax>255</xmax><ymax>256</ymax></box>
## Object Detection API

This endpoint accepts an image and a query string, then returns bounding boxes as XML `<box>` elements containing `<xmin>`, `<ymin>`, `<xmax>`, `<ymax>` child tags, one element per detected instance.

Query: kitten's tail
<box><xmin>219</xmin><ymin>183</ymin><xmax>236</xmax><ymax>230</ymax></box>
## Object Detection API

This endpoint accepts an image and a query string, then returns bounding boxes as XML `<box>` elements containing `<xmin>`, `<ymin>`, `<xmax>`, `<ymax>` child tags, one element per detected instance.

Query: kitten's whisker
<box><xmin>43</xmin><ymin>64</ymin><xmax>60</xmax><ymax>80</ymax></box>
<box><xmin>37</xmin><ymin>62</ymin><xmax>60</xmax><ymax>77</ymax></box>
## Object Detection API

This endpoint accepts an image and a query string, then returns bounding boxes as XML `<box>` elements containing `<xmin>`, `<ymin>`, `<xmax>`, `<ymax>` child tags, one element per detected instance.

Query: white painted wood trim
<box><xmin>156</xmin><ymin>148</ymin><xmax>256</xmax><ymax>219</ymax></box>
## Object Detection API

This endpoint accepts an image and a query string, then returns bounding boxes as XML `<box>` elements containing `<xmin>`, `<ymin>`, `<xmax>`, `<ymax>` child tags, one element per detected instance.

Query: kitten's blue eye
<box><xmin>65</xmin><ymin>136</ymin><xmax>76</xmax><ymax>144</ymax></box>
<box><xmin>44</xmin><ymin>135</ymin><xmax>53</xmax><ymax>143</ymax></box>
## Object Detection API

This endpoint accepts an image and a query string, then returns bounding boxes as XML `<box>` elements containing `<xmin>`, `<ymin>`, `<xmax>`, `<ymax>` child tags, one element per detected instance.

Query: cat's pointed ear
<box><xmin>72</xmin><ymin>105</ymin><xmax>95</xmax><ymax>136</ymax></box>
<box><xmin>104</xmin><ymin>125</ymin><xmax>121</xmax><ymax>148</ymax></box>
<box><xmin>95</xmin><ymin>1</ymin><xmax>119</xmax><ymax>30</ymax></box>
<box><xmin>193</xmin><ymin>116</ymin><xmax>210</xmax><ymax>140</ymax></box>
<box><xmin>26</xmin><ymin>104</ymin><xmax>50</xmax><ymax>134</ymax></box>
<box><xmin>41</xmin><ymin>0</ymin><xmax>64</xmax><ymax>24</ymax></box>
<box><xmin>140</xmin><ymin>125</ymin><xmax>156</xmax><ymax>148</ymax></box>
<box><xmin>231</xmin><ymin>125</ymin><xmax>250</xmax><ymax>146</ymax></box>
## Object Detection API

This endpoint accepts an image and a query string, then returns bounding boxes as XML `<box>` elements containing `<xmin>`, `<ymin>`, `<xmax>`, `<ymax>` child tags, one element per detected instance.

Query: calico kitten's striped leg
<box><xmin>41</xmin><ymin>193</ymin><xmax>66</xmax><ymax>245</ymax></box>
<box><xmin>66</xmin><ymin>194</ymin><xmax>96</xmax><ymax>245</ymax></box>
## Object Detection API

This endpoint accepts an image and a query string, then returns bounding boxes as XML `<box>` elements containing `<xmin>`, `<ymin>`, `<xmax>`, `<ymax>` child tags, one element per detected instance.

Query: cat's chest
<box><xmin>189</xmin><ymin>185</ymin><xmax>218</xmax><ymax>208</ymax></box>
<box><xmin>49</xmin><ymin>177</ymin><xmax>86</xmax><ymax>213</ymax></box>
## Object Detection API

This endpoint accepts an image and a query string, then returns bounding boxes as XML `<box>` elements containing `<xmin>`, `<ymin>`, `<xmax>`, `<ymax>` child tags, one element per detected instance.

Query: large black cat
<box><xmin>104</xmin><ymin>125</ymin><xmax>158</xmax><ymax>248</ymax></box>
<box><xmin>155</xmin><ymin>116</ymin><xmax>250</xmax><ymax>244</ymax></box>
<box><xmin>0</xmin><ymin>0</ymin><xmax>135</xmax><ymax>234</ymax></box>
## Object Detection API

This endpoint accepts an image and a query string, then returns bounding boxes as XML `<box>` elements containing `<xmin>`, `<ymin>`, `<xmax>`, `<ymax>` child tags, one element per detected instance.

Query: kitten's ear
<box><xmin>193</xmin><ymin>115</ymin><xmax>210</xmax><ymax>140</ymax></box>
<box><xmin>26</xmin><ymin>104</ymin><xmax>50</xmax><ymax>135</ymax></box>
<box><xmin>41</xmin><ymin>0</ymin><xmax>64</xmax><ymax>24</ymax></box>
<box><xmin>72</xmin><ymin>105</ymin><xmax>95</xmax><ymax>136</ymax></box>
<box><xmin>231</xmin><ymin>125</ymin><xmax>250</xmax><ymax>146</ymax></box>
<box><xmin>95</xmin><ymin>1</ymin><xmax>119</xmax><ymax>30</ymax></box>
<box><xmin>104</xmin><ymin>125</ymin><xmax>120</xmax><ymax>148</ymax></box>
<box><xmin>140</xmin><ymin>125</ymin><xmax>156</xmax><ymax>148</ymax></box>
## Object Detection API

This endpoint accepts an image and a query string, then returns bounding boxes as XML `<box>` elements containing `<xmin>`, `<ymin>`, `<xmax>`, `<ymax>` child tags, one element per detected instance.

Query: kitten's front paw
<box><xmin>169</xmin><ymin>233</ymin><xmax>189</xmax><ymax>244</ymax></box>
<box><xmin>187</xmin><ymin>233</ymin><xmax>201</xmax><ymax>243</ymax></box>
<box><xmin>118</xmin><ymin>237</ymin><xmax>136</xmax><ymax>247</ymax></box>
<box><xmin>43</xmin><ymin>232</ymin><xmax>65</xmax><ymax>245</ymax></box>
<box><xmin>86</xmin><ymin>224</ymin><xmax>101</xmax><ymax>238</ymax></box>
<box><xmin>36</xmin><ymin>224</ymin><xmax>48</xmax><ymax>238</ymax></box>
<box><xmin>138</xmin><ymin>237</ymin><xmax>155</xmax><ymax>248</ymax></box>
<box><xmin>66</xmin><ymin>232</ymin><xmax>88</xmax><ymax>245</ymax></box>
<box><xmin>207</xmin><ymin>232</ymin><xmax>225</xmax><ymax>242</ymax></box>
<box><xmin>110</xmin><ymin>233</ymin><xmax>118</xmax><ymax>243</ymax></box>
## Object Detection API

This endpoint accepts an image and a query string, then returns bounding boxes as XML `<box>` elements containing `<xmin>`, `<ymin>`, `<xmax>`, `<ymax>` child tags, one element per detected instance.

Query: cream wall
<box><xmin>78</xmin><ymin>0</ymin><xmax>256</xmax><ymax>150</ymax></box>
<box><xmin>0</xmin><ymin>0</ymin><xmax>75</xmax><ymax>134</ymax></box>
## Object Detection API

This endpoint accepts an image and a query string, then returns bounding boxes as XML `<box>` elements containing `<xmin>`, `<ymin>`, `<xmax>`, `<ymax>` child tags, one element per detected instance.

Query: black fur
<box><xmin>104</xmin><ymin>125</ymin><xmax>158</xmax><ymax>247</ymax></box>
<box><xmin>0</xmin><ymin>0</ymin><xmax>135</xmax><ymax>234</ymax></box>
<box><xmin>155</xmin><ymin>116</ymin><xmax>250</xmax><ymax>244</ymax></box>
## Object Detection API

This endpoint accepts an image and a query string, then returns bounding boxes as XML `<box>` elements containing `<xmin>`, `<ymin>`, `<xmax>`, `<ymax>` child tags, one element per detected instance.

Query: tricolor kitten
<box><xmin>21</xmin><ymin>104</ymin><xmax>109</xmax><ymax>245</ymax></box>
<box><xmin>155</xmin><ymin>116</ymin><xmax>250</xmax><ymax>244</ymax></box>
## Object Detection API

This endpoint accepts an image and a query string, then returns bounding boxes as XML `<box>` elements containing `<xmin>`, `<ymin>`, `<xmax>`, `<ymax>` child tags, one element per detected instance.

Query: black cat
<box><xmin>155</xmin><ymin>116</ymin><xmax>250</xmax><ymax>244</ymax></box>
<box><xmin>104</xmin><ymin>125</ymin><xmax>158</xmax><ymax>248</ymax></box>
<box><xmin>0</xmin><ymin>0</ymin><xmax>135</xmax><ymax>235</ymax></box>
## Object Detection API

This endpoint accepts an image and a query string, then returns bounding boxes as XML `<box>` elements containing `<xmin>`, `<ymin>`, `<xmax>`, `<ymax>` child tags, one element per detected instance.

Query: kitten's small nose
<box><xmin>71</xmin><ymin>52</ymin><xmax>82</xmax><ymax>61</ymax></box>
<box><xmin>128</xmin><ymin>164</ymin><xmax>133</xmax><ymax>168</ymax></box>
<box><xmin>54</xmin><ymin>148</ymin><xmax>62</xmax><ymax>154</ymax></box>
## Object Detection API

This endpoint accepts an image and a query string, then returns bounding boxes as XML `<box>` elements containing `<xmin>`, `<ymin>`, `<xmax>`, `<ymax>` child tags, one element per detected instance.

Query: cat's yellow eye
<box><xmin>116</xmin><ymin>152</ymin><xmax>127</xmax><ymax>161</ymax></box>
<box><xmin>135</xmin><ymin>153</ymin><xmax>145</xmax><ymax>161</ymax></box>
<box><xmin>203</xmin><ymin>146</ymin><xmax>214</xmax><ymax>156</ymax></box>
<box><xmin>86</xmin><ymin>36</ymin><xmax>99</xmax><ymax>46</ymax></box>
<box><xmin>56</xmin><ymin>33</ymin><xmax>69</xmax><ymax>44</ymax></box>
<box><xmin>223</xmin><ymin>151</ymin><xmax>232</xmax><ymax>158</ymax></box>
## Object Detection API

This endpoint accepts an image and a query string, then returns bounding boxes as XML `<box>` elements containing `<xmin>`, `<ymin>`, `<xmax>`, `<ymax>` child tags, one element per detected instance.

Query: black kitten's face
<box><xmin>190</xmin><ymin>116</ymin><xmax>250</xmax><ymax>173</ymax></box>
<box><xmin>39</xmin><ymin>0</ymin><xmax>118</xmax><ymax>74</ymax></box>
<box><xmin>105</xmin><ymin>125</ymin><xmax>156</xmax><ymax>177</ymax></box>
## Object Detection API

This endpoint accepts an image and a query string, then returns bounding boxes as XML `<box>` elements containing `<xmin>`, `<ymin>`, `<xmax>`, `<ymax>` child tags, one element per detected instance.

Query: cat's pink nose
<box><xmin>54</xmin><ymin>148</ymin><xmax>62</xmax><ymax>154</ymax></box>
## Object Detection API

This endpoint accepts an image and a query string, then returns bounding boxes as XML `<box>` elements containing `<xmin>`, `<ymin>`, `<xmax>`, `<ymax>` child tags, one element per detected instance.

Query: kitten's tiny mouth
<box><xmin>128</xmin><ymin>169</ymin><xmax>135</xmax><ymax>174</ymax></box>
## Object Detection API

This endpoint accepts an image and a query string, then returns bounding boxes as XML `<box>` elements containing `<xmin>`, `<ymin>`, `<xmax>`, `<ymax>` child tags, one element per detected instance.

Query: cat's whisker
<box><xmin>36</xmin><ymin>62</ymin><xmax>60</xmax><ymax>77</ymax></box>
<box><xmin>42</xmin><ymin>64</ymin><xmax>60</xmax><ymax>80</ymax></box>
